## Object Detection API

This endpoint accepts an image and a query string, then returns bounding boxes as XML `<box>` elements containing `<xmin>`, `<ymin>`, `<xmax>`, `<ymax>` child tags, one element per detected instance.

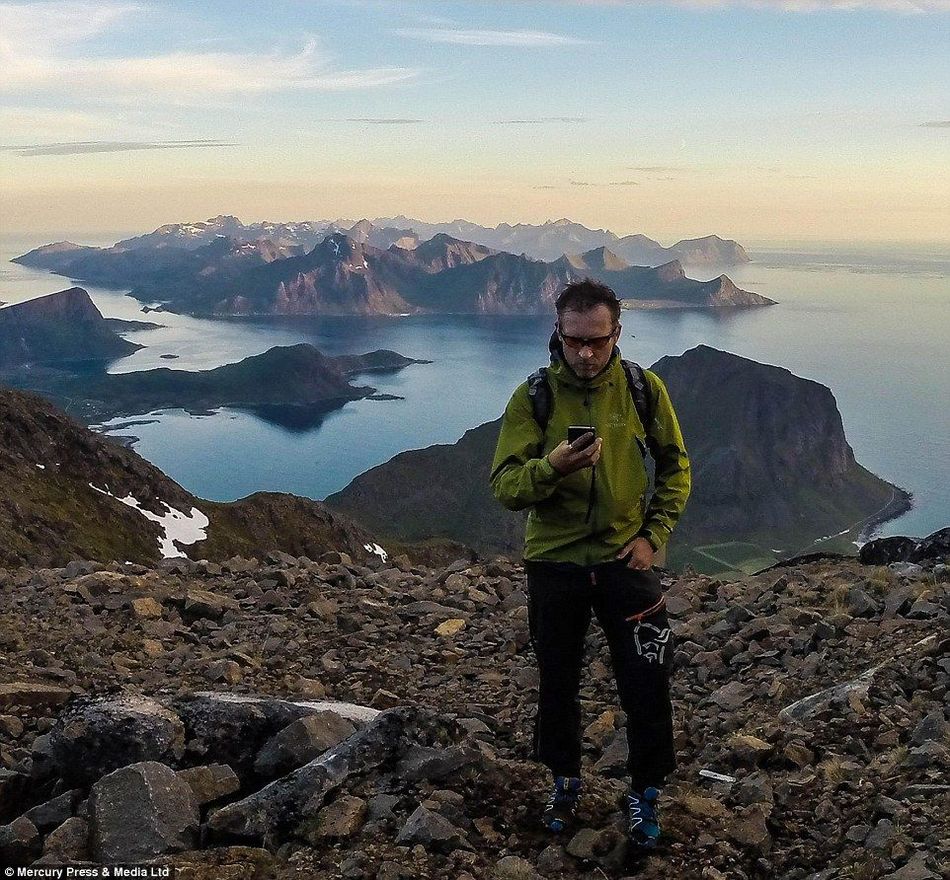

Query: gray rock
<box><xmin>90</xmin><ymin>761</ymin><xmax>199</xmax><ymax>862</ymax></box>
<box><xmin>593</xmin><ymin>729</ymin><xmax>628</xmax><ymax>777</ymax></box>
<box><xmin>396</xmin><ymin>743</ymin><xmax>473</xmax><ymax>781</ymax></box>
<box><xmin>23</xmin><ymin>788</ymin><xmax>82</xmax><ymax>831</ymax></box>
<box><xmin>709</xmin><ymin>681</ymin><xmax>753</xmax><ymax>711</ymax></box>
<box><xmin>255</xmin><ymin>712</ymin><xmax>356</xmax><ymax>777</ymax></box>
<box><xmin>175</xmin><ymin>692</ymin><xmax>371</xmax><ymax>778</ymax></box>
<box><xmin>208</xmin><ymin>708</ymin><xmax>405</xmax><ymax>843</ymax></box>
<box><xmin>865</xmin><ymin>818</ymin><xmax>896</xmax><ymax>851</ymax></box>
<box><xmin>780</xmin><ymin>664</ymin><xmax>881</xmax><ymax>723</ymax></box>
<box><xmin>49</xmin><ymin>694</ymin><xmax>186</xmax><ymax>786</ymax></box>
<box><xmin>366</xmin><ymin>793</ymin><xmax>401</xmax><ymax>822</ymax></box>
<box><xmin>847</xmin><ymin>585</ymin><xmax>878</xmax><ymax>617</ymax></box>
<box><xmin>910</xmin><ymin>709</ymin><xmax>948</xmax><ymax>746</ymax></box>
<box><xmin>395</xmin><ymin>805</ymin><xmax>465</xmax><ymax>852</ymax></box>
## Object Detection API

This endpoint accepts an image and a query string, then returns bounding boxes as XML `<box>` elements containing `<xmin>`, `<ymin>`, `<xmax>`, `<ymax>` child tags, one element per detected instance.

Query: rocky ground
<box><xmin>1</xmin><ymin>535</ymin><xmax>948</xmax><ymax>879</ymax></box>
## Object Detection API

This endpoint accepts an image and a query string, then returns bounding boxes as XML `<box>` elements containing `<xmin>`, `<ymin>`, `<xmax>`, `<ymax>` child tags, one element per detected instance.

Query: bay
<box><xmin>1</xmin><ymin>234</ymin><xmax>947</xmax><ymax>541</ymax></box>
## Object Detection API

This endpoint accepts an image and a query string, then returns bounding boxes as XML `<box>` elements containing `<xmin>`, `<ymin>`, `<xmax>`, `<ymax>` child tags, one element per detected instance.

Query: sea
<box><xmin>1</xmin><ymin>234</ymin><xmax>947</xmax><ymax>543</ymax></box>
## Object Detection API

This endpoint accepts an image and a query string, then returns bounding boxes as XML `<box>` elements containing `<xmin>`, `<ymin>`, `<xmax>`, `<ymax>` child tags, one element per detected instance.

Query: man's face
<box><xmin>557</xmin><ymin>305</ymin><xmax>620</xmax><ymax>379</ymax></box>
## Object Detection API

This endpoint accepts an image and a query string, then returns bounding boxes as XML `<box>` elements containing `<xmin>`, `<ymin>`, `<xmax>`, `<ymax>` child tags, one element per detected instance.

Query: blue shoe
<box><xmin>626</xmin><ymin>786</ymin><xmax>661</xmax><ymax>849</ymax></box>
<box><xmin>542</xmin><ymin>775</ymin><xmax>582</xmax><ymax>833</ymax></box>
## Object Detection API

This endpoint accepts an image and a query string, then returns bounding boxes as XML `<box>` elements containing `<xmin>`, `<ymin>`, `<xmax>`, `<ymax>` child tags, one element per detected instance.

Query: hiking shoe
<box><xmin>542</xmin><ymin>775</ymin><xmax>582</xmax><ymax>833</ymax></box>
<box><xmin>626</xmin><ymin>786</ymin><xmax>661</xmax><ymax>849</ymax></box>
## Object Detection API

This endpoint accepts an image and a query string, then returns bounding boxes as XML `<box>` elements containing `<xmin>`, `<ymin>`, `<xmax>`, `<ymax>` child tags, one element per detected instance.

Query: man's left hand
<box><xmin>616</xmin><ymin>536</ymin><xmax>654</xmax><ymax>570</ymax></box>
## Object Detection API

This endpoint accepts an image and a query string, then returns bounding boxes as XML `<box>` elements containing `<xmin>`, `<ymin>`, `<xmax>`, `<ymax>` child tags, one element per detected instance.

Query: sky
<box><xmin>1</xmin><ymin>0</ymin><xmax>948</xmax><ymax>244</ymax></box>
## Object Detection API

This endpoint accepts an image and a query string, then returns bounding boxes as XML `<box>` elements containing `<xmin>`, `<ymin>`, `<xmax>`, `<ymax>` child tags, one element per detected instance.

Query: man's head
<box><xmin>555</xmin><ymin>278</ymin><xmax>622</xmax><ymax>379</ymax></box>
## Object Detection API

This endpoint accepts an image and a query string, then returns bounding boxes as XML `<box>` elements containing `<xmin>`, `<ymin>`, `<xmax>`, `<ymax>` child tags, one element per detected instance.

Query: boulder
<box><xmin>859</xmin><ymin>536</ymin><xmax>916</xmax><ymax>565</ymax></box>
<box><xmin>49</xmin><ymin>694</ymin><xmax>186</xmax><ymax>786</ymax></box>
<box><xmin>175</xmin><ymin>693</ymin><xmax>372</xmax><ymax>778</ymax></box>
<box><xmin>90</xmin><ymin>761</ymin><xmax>199</xmax><ymax>862</ymax></box>
<box><xmin>208</xmin><ymin>709</ymin><xmax>406</xmax><ymax>842</ymax></box>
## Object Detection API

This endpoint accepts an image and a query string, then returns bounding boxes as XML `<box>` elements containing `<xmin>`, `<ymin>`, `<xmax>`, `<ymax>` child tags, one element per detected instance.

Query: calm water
<box><xmin>1</xmin><ymin>235</ymin><xmax>947</xmax><ymax>540</ymax></box>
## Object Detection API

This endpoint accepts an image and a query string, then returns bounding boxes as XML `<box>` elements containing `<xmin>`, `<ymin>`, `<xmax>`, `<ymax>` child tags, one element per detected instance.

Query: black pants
<box><xmin>525</xmin><ymin>558</ymin><xmax>676</xmax><ymax>792</ymax></box>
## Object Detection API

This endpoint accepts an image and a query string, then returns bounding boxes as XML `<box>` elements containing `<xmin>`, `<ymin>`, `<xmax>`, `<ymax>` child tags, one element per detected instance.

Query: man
<box><xmin>489</xmin><ymin>278</ymin><xmax>690</xmax><ymax>851</ymax></box>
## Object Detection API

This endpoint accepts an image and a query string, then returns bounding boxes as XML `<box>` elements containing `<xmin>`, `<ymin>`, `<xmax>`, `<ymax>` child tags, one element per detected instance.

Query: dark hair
<box><xmin>555</xmin><ymin>277</ymin><xmax>621</xmax><ymax>324</ymax></box>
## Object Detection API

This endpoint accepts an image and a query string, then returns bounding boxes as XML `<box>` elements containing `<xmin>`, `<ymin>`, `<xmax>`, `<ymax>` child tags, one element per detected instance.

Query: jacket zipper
<box><xmin>583</xmin><ymin>385</ymin><xmax>595</xmax><ymax>566</ymax></box>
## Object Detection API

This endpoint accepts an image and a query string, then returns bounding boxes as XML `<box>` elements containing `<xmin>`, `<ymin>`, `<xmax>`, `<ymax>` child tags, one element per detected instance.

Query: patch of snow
<box><xmin>35</xmin><ymin>464</ymin><xmax>46</xmax><ymax>470</ymax></box>
<box><xmin>364</xmin><ymin>542</ymin><xmax>388</xmax><ymax>563</ymax></box>
<box><xmin>89</xmin><ymin>483</ymin><xmax>208</xmax><ymax>559</ymax></box>
<box><xmin>330</xmin><ymin>238</ymin><xmax>340</xmax><ymax>255</ymax></box>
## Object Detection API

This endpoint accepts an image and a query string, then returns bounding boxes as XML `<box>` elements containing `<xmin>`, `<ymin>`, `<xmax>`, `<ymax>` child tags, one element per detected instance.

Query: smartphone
<box><xmin>567</xmin><ymin>425</ymin><xmax>595</xmax><ymax>449</ymax></box>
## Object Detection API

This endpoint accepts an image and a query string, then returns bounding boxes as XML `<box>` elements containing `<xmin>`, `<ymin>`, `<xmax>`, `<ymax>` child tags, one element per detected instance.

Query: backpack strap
<box><xmin>526</xmin><ymin>367</ymin><xmax>552</xmax><ymax>430</ymax></box>
<box><xmin>526</xmin><ymin>360</ymin><xmax>655</xmax><ymax>446</ymax></box>
<box><xmin>620</xmin><ymin>360</ymin><xmax>654</xmax><ymax>436</ymax></box>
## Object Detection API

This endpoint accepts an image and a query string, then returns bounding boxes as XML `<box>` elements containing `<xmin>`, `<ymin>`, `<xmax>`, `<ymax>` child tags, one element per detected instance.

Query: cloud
<box><xmin>0</xmin><ymin>139</ymin><xmax>237</xmax><ymax>157</ymax></box>
<box><xmin>919</xmin><ymin>120</ymin><xmax>950</xmax><ymax>127</ymax></box>
<box><xmin>494</xmin><ymin>117</ymin><xmax>588</xmax><ymax>124</ymax></box>
<box><xmin>396</xmin><ymin>27</ymin><xmax>595</xmax><ymax>46</ymax></box>
<box><xmin>0</xmin><ymin>3</ymin><xmax>419</xmax><ymax>100</ymax></box>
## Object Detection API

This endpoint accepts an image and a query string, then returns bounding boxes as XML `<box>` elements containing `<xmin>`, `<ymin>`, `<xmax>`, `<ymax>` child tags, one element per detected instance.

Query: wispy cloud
<box><xmin>494</xmin><ymin>117</ymin><xmax>588</xmax><ymax>124</ymax></box>
<box><xmin>396</xmin><ymin>27</ymin><xmax>595</xmax><ymax>47</ymax></box>
<box><xmin>0</xmin><ymin>2</ymin><xmax>419</xmax><ymax>100</ymax></box>
<box><xmin>0</xmin><ymin>139</ymin><xmax>237</xmax><ymax>157</ymax></box>
<box><xmin>340</xmin><ymin>118</ymin><xmax>424</xmax><ymax>124</ymax></box>
<box><xmin>566</xmin><ymin>1</ymin><xmax>950</xmax><ymax>11</ymax></box>
<box><xmin>919</xmin><ymin>119</ymin><xmax>950</xmax><ymax>127</ymax></box>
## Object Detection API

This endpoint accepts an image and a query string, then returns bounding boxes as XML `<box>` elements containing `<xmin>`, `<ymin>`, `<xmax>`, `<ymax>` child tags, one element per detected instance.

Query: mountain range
<box><xmin>40</xmin><ymin>214</ymin><xmax>749</xmax><ymax>265</ymax></box>
<box><xmin>15</xmin><ymin>225</ymin><xmax>772</xmax><ymax>317</ymax></box>
<box><xmin>326</xmin><ymin>345</ymin><xmax>910</xmax><ymax>573</ymax></box>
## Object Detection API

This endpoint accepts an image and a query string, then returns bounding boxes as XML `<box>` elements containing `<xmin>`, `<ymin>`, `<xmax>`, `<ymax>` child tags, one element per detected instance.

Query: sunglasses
<box><xmin>556</xmin><ymin>323</ymin><xmax>619</xmax><ymax>351</ymax></box>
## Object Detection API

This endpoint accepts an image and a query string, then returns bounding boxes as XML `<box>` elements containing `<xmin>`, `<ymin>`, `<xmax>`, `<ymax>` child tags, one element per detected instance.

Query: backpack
<box><xmin>526</xmin><ymin>360</ymin><xmax>655</xmax><ymax>455</ymax></box>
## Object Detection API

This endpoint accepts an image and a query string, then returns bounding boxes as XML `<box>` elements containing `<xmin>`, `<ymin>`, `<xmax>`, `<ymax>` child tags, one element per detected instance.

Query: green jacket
<box><xmin>490</xmin><ymin>347</ymin><xmax>690</xmax><ymax>564</ymax></box>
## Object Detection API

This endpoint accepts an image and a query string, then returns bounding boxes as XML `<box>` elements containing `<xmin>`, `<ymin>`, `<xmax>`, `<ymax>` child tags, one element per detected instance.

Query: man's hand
<box><xmin>616</xmin><ymin>536</ymin><xmax>655</xmax><ymax>570</ymax></box>
<box><xmin>548</xmin><ymin>433</ymin><xmax>602</xmax><ymax>476</ymax></box>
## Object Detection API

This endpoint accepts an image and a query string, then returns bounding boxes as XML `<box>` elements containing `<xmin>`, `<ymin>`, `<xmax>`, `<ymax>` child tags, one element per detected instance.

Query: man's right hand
<box><xmin>548</xmin><ymin>433</ymin><xmax>602</xmax><ymax>475</ymax></box>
